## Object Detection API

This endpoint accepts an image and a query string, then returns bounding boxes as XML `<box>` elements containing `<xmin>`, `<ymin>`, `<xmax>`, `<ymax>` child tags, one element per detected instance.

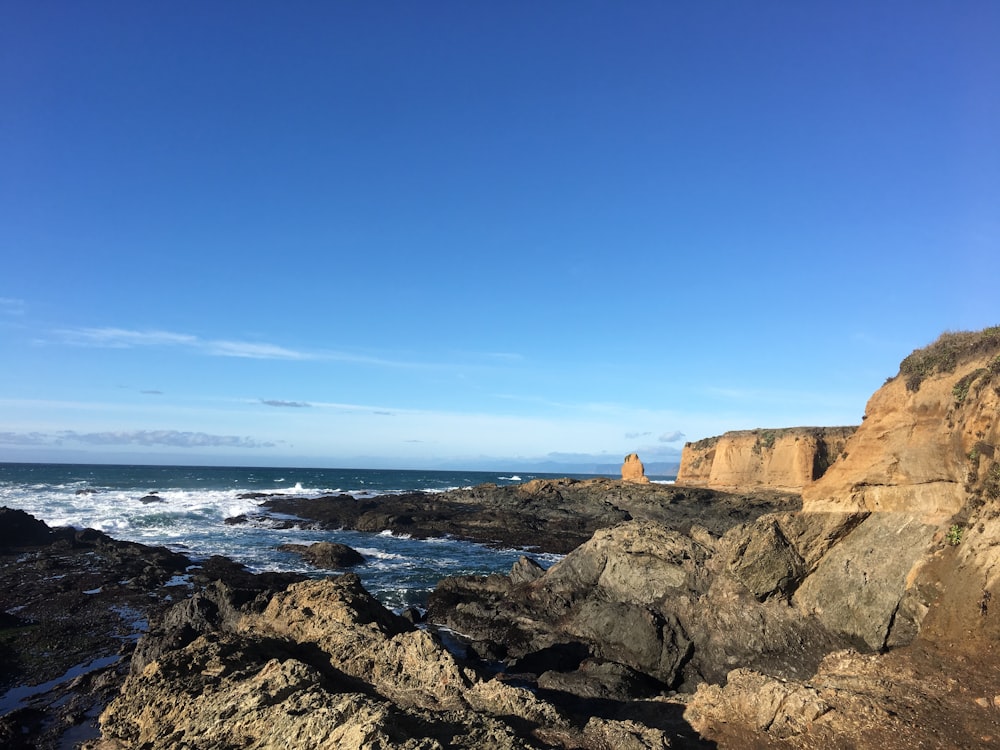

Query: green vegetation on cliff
<box><xmin>899</xmin><ymin>326</ymin><xmax>1000</xmax><ymax>391</ymax></box>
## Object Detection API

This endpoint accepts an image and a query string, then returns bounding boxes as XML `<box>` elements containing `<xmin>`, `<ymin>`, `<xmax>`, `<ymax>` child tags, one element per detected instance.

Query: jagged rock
<box><xmin>98</xmin><ymin>573</ymin><xmax>686</xmax><ymax>749</ymax></box>
<box><xmin>724</xmin><ymin>516</ymin><xmax>806</xmax><ymax>601</ymax></box>
<box><xmin>510</xmin><ymin>555</ymin><xmax>546</xmax><ymax>585</ymax></box>
<box><xmin>685</xmin><ymin>667</ymin><xmax>831</xmax><ymax>738</ymax></box>
<box><xmin>236</xmin><ymin>480</ymin><xmax>794</xmax><ymax>554</ymax></box>
<box><xmin>622</xmin><ymin>453</ymin><xmax>651</xmax><ymax>484</ymax></box>
<box><xmin>537</xmin><ymin>658</ymin><xmax>663</xmax><ymax>701</ymax></box>
<box><xmin>277</xmin><ymin>540</ymin><xmax>365</xmax><ymax>568</ymax></box>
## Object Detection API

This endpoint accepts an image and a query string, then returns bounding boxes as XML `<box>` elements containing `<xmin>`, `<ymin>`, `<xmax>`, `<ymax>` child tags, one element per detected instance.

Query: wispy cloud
<box><xmin>0</xmin><ymin>428</ymin><xmax>273</xmax><ymax>449</ymax></box>
<box><xmin>625</xmin><ymin>431</ymin><xmax>653</xmax><ymax>439</ymax></box>
<box><xmin>59</xmin><ymin>327</ymin><xmax>199</xmax><ymax>348</ymax></box>
<box><xmin>0</xmin><ymin>297</ymin><xmax>26</xmax><ymax>316</ymax></box>
<box><xmin>141</xmin><ymin>390</ymin><xmax>164</xmax><ymax>395</ymax></box>
<box><xmin>63</xmin><ymin>430</ymin><xmax>274</xmax><ymax>448</ymax></box>
<box><xmin>206</xmin><ymin>340</ymin><xmax>313</xmax><ymax>360</ymax></box>
<box><xmin>56</xmin><ymin>326</ymin><xmax>314</xmax><ymax>360</ymax></box>
<box><xmin>71</xmin><ymin>430</ymin><xmax>266</xmax><ymax>448</ymax></box>
<box><xmin>53</xmin><ymin>326</ymin><xmax>435</xmax><ymax>366</ymax></box>
<box><xmin>0</xmin><ymin>431</ymin><xmax>51</xmax><ymax>445</ymax></box>
<box><xmin>659</xmin><ymin>430</ymin><xmax>685</xmax><ymax>443</ymax></box>
<box><xmin>260</xmin><ymin>399</ymin><xmax>311</xmax><ymax>408</ymax></box>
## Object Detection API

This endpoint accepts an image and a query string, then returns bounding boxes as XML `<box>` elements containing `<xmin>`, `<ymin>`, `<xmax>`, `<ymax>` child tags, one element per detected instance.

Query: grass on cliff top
<box><xmin>899</xmin><ymin>326</ymin><xmax>1000</xmax><ymax>392</ymax></box>
<box><xmin>684</xmin><ymin>426</ymin><xmax>856</xmax><ymax>450</ymax></box>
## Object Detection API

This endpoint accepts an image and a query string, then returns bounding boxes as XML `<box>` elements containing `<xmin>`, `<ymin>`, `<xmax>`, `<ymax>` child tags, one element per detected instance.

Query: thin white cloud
<box><xmin>260</xmin><ymin>399</ymin><xmax>312</xmax><ymax>408</ymax></box>
<box><xmin>659</xmin><ymin>430</ymin><xmax>686</xmax><ymax>443</ymax></box>
<box><xmin>207</xmin><ymin>340</ymin><xmax>314</xmax><ymax>360</ymax></box>
<box><xmin>0</xmin><ymin>297</ymin><xmax>26</xmax><ymax>316</ymax></box>
<box><xmin>57</xmin><ymin>327</ymin><xmax>312</xmax><ymax>360</ymax></box>
<box><xmin>625</xmin><ymin>431</ymin><xmax>653</xmax><ymax>439</ymax></box>
<box><xmin>53</xmin><ymin>326</ymin><xmax>434</xmax><ymax>367</ymax></box>
<box><xmin>0</xmin><ymin>429</ymin><xmax>274</xmax><ymax>449</ymax></box>
<box><xmin>58</xmin><ymin>327</ymin><xmax>199</xmax><ymax>348</ymax></box>
<box><xmin>0</xmin><ymin>431</ymin><xmax>51</xmax><ymax>445</ymax></box>
<box><xmin>63</xmin><ymin>429</ymin><xmax>274</xmax><ymax>448</ymax></box>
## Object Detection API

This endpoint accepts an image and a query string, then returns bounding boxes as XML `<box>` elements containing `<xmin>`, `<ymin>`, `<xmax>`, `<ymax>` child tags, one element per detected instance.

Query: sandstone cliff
<box><xmin>677</xmin><ymin>426</ymin><xmax>856</xmax><ymax>492</ymax></box>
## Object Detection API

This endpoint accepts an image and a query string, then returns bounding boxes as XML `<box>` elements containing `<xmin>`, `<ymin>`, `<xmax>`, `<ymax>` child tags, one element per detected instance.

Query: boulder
<box><xmin>277</xmin><ymin>540</ymin><xmax>365</xmax><ymax>568</ymax></box>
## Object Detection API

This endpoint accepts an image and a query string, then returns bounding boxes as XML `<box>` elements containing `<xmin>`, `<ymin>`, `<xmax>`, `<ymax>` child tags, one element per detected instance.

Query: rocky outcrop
<box><xmin>0</xmin><ymin>510</ymin><xmax>305</xmax><ymax>749</ymax></box>
<box><xmin>428</xmin><ymin>517</ymin><xmax>850</xmax><ymax>695</ymax></box>
<box><xmin>621</xmin><ymin>453</ymin><xmax>650</xmax><ymax>484</ymax></box>
<box><xmin>677</xmin><ymin>426</ymin><xmax>856</xmax><ymax>492</ymax></box>
<box><xmin>427</xmin><ymin>327</ymin><xmax>1000</xmax><ymax>745</ymax></box>
<box><xmin>94</xmin><ymin>573</ymin><xmax>687</xmax><ymax>749</ymax></box>
<box><xmin>232</xmin><ymin>479</ymin><xmax>798</xmax><ymax>554</ymax></box>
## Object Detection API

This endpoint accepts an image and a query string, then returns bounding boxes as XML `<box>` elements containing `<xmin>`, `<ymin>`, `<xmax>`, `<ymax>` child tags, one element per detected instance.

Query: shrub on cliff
<box><xmin>898</xmin><ymin>326</ymin><xmax>1000</xmax><ymax>391</ymax></box>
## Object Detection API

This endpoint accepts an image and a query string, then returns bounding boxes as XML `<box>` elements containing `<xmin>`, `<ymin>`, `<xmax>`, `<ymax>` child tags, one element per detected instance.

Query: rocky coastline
<box><xmin>3</xmin><ymin>326</ymin><xmax>1000</xmax><ymax>748</ymax></box>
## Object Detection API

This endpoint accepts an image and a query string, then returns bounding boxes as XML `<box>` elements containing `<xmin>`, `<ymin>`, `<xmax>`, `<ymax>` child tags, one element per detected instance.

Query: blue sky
<box><xmin>2</xmin><ymin>1</ymin><xmax>998</xmax><ymax>470</ymax></box>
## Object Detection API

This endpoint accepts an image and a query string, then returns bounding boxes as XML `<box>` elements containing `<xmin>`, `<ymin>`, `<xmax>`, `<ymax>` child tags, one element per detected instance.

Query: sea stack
<box><xmin>621</xmin><ymin>452</ymin><xmax>650</xmax><ymax>483</ymax></box>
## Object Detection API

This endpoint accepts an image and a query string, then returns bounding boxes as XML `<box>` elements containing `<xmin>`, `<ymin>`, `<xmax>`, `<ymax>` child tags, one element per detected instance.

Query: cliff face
<box><xmin>677</xmin><ymin>427</ymin><xmax>856</xmax><ymax>493</ymax></box>
<box><xmin>803</xmin><ymin>352</ymin><xmax>1000</xmax><ymax>520</ymax></box>
<box><xmin>795</xmin><ymin>329</ymin><xmax>1000</xmax><ymax>653</ymax></box>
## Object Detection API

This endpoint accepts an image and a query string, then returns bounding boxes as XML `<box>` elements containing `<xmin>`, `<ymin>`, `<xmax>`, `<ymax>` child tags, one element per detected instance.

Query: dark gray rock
<box><xmin>725</xmin><ymin>517</ymin><xmax>807</xmax><ymax>601</ymax></box>
<box><xmin>509</xmin><ymin>556</ymin><xmax>545</xmax><ymax>585</ymax></box>
<box><xmin>277</xmin><ymin>541</ymin><xmax>365</xmax><ymax>568</ymax></box>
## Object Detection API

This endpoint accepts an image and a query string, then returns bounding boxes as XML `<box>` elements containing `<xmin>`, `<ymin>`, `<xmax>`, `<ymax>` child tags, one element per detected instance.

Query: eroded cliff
<box><xmin>677</xmin><ymin>426</ymin><xmax>856</xmax><ymax>492</ymax></box>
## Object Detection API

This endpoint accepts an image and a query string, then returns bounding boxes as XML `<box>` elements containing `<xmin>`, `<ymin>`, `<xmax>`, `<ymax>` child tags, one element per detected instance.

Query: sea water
<box><xmin>0</xmin><ymin>463</ymin><xmax>591</xmax><ymax>610</ymax></box>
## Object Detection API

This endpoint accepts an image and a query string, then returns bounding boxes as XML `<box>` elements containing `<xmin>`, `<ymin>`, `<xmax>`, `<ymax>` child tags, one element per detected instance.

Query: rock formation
<box><xmin>677</xmin><ymin>426</ymin><xmax>855</xmax><ymax>492</ymax></box>
<box><xmin>92</xmin><ymin>573</ymin><xmax>693</xmax><ymax>749</ymax></box>
<box><xmin>621</xmin><ymin>453</ymin><xmax>650</xmax><ymax>483</ymax></box>
<box><xmin>232</xmin><ymin>478</ymin><xmax>794</xmax><ymax>554</ymax></box>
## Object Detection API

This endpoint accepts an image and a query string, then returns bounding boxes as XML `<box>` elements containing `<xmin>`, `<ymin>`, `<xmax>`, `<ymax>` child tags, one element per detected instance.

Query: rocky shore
<box><xmin>229</xmin><ymin>479</ymin><xmax>798</xmax><ymax>554</ymax></box>
<box><xmin>3</xmin><ymin>326</ymin><xmax>1000</xmax><ymax>748</ymax></box>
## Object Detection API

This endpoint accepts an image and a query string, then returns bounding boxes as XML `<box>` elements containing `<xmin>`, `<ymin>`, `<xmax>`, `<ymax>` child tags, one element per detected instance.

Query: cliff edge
<box><xmin>803</xmin><ymin>328</ymin><xmax>1000</xmax><ymax>520</ymax></box>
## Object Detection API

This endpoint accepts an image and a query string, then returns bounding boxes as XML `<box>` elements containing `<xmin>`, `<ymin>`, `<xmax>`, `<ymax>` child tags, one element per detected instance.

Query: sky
<box><xmin>1</xmin><ymin>1</ymin><xmax>998</xmax><ymax>471</ymax></box>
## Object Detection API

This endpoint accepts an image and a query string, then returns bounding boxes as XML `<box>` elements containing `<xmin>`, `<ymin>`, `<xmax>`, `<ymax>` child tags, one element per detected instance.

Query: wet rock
<box><xmin>277</xmin><ymin>540</ymin><xmax>365</xmax><ymax>568</ymax></box>
<box><xmin>0</xmin><ymin>507</ymin><xmax>55</xmax><ymax>548</ymax></box>
<box><xmin>138</xmin><ymin>495</ymin><xmax>164</xmax><ymax>504</ymax></box>
<box><xmin>246</xmin><ymin>481</ymin><xmax>795</xmax><ymax>554</ymax></box>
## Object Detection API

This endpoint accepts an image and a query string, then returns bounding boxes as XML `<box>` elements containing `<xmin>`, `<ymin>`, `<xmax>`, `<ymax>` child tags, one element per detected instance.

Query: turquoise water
<box><xmin>0</xmin><ymin>463</ymin><xmax>593</xmax><ymax>609</ymax></box>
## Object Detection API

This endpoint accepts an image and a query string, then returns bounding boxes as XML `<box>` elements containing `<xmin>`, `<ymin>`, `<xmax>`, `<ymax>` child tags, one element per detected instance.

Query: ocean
<box><xmin>0</xmin><ymin>463</ymin><xmax>607</xmax><ymax>611</ymax></box>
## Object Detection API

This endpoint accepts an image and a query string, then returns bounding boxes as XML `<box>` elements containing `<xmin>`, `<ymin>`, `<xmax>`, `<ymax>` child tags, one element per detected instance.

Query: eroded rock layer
<box><xmin>678</xmin><ymin>426</ymin><xmax>856</xmax><ymax>492</ymax></box>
